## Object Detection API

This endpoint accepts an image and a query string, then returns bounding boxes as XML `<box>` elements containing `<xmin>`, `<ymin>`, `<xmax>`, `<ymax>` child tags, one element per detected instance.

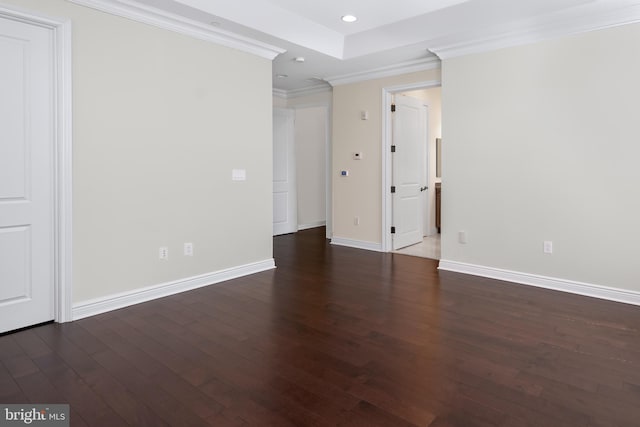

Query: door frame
<box><xmin>381</xmin><ymin>80</ymin><xmax>440</xmax><ymax>253</ymax></box>
<box><xmin>1</xmin><ymin>5</ymin><xmax>73</xmax><ymax>323</ymax></box>
<box><xmin>421</xmin><ymin>104</ymin><xmax>431</xmax><ymax>237</ymax></box>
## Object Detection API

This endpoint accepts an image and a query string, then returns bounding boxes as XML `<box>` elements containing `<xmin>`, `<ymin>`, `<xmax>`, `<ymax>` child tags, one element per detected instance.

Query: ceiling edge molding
<box><xmin>67</xmin><ymin>0</ymin><xmax>285</xmax><ymax>60</ymax></box>
<box><xmin>273</xmin><ymin>84</ymin><xmax>332</xmax><ymax>99</ymax></box>
<box><xmin>431</xmin><ymin>3</ymin><xmax>640</xmax><ymax>60</ymax></box>
<box><xmin>272</xmin><ymin>88</ymin><xmax>288</xmax><ymax>99</ymax></box>
<box><xmin>326</xmin><ymin>57</ymin><xmax>441</xmax><ymax>87</ymax></box>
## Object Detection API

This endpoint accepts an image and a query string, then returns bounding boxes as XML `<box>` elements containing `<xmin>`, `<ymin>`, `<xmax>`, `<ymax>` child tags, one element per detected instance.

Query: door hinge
<box><xmin>391</xmin><ymin>186</ymin><xmax>396</xmax><ymax>193</ymax></box>
<box><xmin>391</xmin><ymin>226</ymin><xmax>396</xmax><ymax>234</ymax></box>
<box><xmin>391</xmin><ymin>145</ymin><xmax>396</xmax><ymax>153</ymax></box>
<box><xmin>391</xmin><ymin>104</ymin><xmax>396</xmax><ymax>112</ymax></box>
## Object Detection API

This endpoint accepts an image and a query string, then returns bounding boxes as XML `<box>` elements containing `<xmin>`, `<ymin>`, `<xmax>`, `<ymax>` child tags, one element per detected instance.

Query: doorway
<box><xmin>293</xmin><ymin>106</ymin><xmax>329</xmax><ymax>236</ymax></box>
<box><xmin>273</xmin><ymin>108</ymin><xmax>297</xmax><ymax>235</ymax></box>
<box><xmin>272</xmin><ymin>102</ymin><xmax>331</xmax><ymax>238</ymax></box>
<box><xmin>382</xmin><ymin>81</ymin><xmax>442</xmax><ymax>259</ymax></box>
<box><xmin>0</xmin><ymin>5</ymin><xmax>73</xmax><ymax>331</ymax></box>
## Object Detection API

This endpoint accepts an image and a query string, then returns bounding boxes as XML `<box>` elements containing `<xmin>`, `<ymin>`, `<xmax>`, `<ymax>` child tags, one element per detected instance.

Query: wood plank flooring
<box><xmin>1</xmin><ymin>227</ymin><xmax>639</xmax><ymax>426</ymax></box>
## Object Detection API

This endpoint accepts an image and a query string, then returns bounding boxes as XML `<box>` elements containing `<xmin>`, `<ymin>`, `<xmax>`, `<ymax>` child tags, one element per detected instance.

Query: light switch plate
<box><xmin>232</xmin><ymin>169</ymin><xmax>246</xmax><ymax>181</ymax></box>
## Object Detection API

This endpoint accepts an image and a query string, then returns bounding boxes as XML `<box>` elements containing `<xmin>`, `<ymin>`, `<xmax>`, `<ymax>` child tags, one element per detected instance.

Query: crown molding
<box><xmin>326</xmin><ymin>57</ymin><xmax>441</xmax><ymax>87</ymax></box>
<box><xmin>272</xmin><ymin>88</ymin><xmax>288</xmax><ymax>99</ymax></box>
<box><xmin>272</xmin><ymin>83</ymin><xmax>332</xmax><ymax>99</ymax></box>
<box><xmin>68</xmin><ymin>0</ymin><xmax>285</xmax><ymax>60</ymax></box>
<box><xmin>431</xmin><ymin>2</ymin><xmax>640</xmax><ymax>60</ymax></box>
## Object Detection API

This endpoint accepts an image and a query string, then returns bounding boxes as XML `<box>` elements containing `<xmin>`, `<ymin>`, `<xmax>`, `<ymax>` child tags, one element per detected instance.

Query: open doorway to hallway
<box><xmin>385</xmin><ymin>84</ymin><xmax>442</xmax><ymax>260</ymax></box>
<box><xmin>272</xmin><ymin>104</ymin><xmax>331</xmax><ymax>238</ymax></box>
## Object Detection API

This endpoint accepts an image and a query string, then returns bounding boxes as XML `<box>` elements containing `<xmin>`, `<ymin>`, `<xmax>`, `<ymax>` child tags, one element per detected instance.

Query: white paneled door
<box><xmin>392</xmin><ymin>96</ymin><xmax>426</xmax><ymax>250</ymax></box>
<box><xmin>0</xmin><ymin>16</ymin><xmax>55</xmax><ymax>333</ymax></box>
<box><xmin>273</xmin><ymin>108</ymin><xmax>297</xmax><ymax>235</ymax></box>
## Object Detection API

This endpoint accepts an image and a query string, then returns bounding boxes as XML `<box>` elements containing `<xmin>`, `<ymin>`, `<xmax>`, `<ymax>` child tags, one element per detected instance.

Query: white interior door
<box><xmin>0</xmin><ymin>16</ymin><xmax>55</xmax><ymax>333</ymax></box>
<box><xmin>273</xmin><ymin>108</ymin><xmax>297</xmax><ymax>235</ymax></box>
<box><xmin>392</xmin><ymin>96</ymin><xmax>426</xmax><ymax>250</ymax></box>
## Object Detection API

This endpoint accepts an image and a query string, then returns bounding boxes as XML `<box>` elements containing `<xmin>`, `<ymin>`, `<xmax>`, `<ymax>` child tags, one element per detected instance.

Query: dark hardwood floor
<box><xmin>1</xmin><ymin>227</ymin><xmax>639</xmax><ymax>426</ymax></box>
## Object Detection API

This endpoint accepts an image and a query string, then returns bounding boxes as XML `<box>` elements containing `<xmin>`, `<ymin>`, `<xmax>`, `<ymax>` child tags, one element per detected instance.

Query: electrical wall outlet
<box><xmin>354</xmin><ymin>216</ymin><xmax>360</xmax><ymax>225</ymax></box>
<box><xmin>543</xmin><ymin>241</ymin><xmax>553</xmax><ymax>254</ymax></box>
<box><xmin>184</xmin><ymin>242</ymin><xmax>194</xmax><ymax>256</ymax></box>
<box><xmin>159</xmin><ymin>247</ymin><xmax>168</xmax><ymax>260</ymax></box>
<box><xmin>458</xmin><ymin>231</ymin><xmax>467</xmax><ymax>244</ymax></box>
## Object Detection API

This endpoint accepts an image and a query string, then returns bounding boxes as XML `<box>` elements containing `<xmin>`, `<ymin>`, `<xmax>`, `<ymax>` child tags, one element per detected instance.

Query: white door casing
<box><xmin>0</xmin><ymin>6</ymin><xmax>73</xmax><ymax>330</ymax></box>
<box><xmin>0</xmin><ymin>16</ymin><xmax>54</xmax><ymax>332</ymax></box>
<box><xmin>391</xmin><ymin>95</ymin><xmax>425</xmax><ymax>250</ymax></box>
<box><xmin>422</xmin><ymin>106</ymin><xmax>431</xmax><ymax>237</ymax></box>
<box><xmin>273</xmin><ymin>108</ymin><xmax>297</xmax><ymax>235</ymax></box>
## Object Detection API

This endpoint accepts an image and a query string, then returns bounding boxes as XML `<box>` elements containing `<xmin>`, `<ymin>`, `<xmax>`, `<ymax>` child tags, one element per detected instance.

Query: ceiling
<box><xmin>118</xmin><ymin>0</ymin><xmax>640</xmax><ymax>93</ymax></box>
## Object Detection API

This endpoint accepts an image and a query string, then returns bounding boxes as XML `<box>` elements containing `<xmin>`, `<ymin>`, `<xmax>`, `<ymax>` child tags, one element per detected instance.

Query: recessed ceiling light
<box><xmin>294</xmin><ymin>57</ymin><xmax>305</xmax><ymax>63</ymax></box>
<box><xmin>276</xmin><ymin>74</ymin><xmax>288</xmax><ymax>78</ymax></box>
<box><xmin>341</xmin><ymin>15</ymin><xmax>358</xmax><ymax>23</ymax></box>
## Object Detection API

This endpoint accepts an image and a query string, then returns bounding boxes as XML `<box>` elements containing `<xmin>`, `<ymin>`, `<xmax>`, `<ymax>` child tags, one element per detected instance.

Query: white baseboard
<box><xmin>331</xmin><ymin>237</ymin><xmax>383</xmax><ymax>252</ymax></box>
<box><xmin>297</xmin><ymin>221</ymin><xmax>326</xmax><ymax>231</ymax></box>
<box><xmin>72</xmin><ymin>259</ymin><xmax>276</xmax><ymax>320</ymax></box>
<box><xmin>438</xmin><ymin>259</ymin><xmax>640</xmax><ymax>307</ymax></box>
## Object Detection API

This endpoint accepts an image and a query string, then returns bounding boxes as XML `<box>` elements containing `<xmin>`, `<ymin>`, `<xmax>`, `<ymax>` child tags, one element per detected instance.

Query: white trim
<box><xmin>0</xmin><ymin>4</ymin><xmax>74</xmax><ymax>323</ymax></box>
<box><xmin>72</xmin><ymin>259</ymin><xmax>276</xmax><ymax>320</ymax></box>
<box><xmin>297</xmin><ymin>221</ymin><xmax>326</xmax><ymax>231</ymax></box>
<box><xmin>324</xmin><ymin>103</ymin><xmax>332</xmax><ymax>240</ymax></box>
<box><xmin>327</xmin><ymin>57</ymin><xmax>441</xmax><ymax>87</ymax></box>
<box><xmin>55</xmin><ymin>15</ymin><xmax>74</xmax><ymax>324</ymax></box>
<box><xmin>273</xmin><ymin>84</ymin><xmax>332</xmax><ymax>100</ymax></box>
<box><xmin>438</xmin><ymin>260</ymin><xmax>640</xmax><ymax>307</ymax></box>
<box><xmin>421</xmin><ymin>103</ymin><xmax>430</xmax><ymax>239</ymax></box>
<box><xmin>272</xmin><ymin>88</ymin><xmax>288</xmax><ymax>99</ymax></box>
<box><xmin>431</xmin><ymin>2</ymin><xmax>640</xmax><ymax>59</ymax></box>
<box><xmin>381</xmin><ymin>80</ymin><xmax>441</xmax><ymax>253</ymax></box>
<box><xmin>330</xmin><ymin>237</ymin><xmax>382</xmax><ymax>252</ymax></box>
<box><xmin>68</xmin><ymin>0</ymin><xmax>285</xmax><ymax>60</ymax></box>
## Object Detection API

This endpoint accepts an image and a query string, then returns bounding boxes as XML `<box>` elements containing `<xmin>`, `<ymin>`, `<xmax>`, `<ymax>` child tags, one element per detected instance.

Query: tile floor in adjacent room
<box><xmin>393</xmin><ymin>234</ymin><xmax>441</xmax><ymax>260</ymax></box>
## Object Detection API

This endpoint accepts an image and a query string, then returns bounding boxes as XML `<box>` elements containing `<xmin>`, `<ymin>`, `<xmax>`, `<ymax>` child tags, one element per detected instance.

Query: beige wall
<box><xmin>332</xmin><ymin>69</ymin><xmax>441</xmax><ymax>244</ymax></box>
<box><xmin>442</xmin><ymin>23</ymin><xmax>640</xmax><ymax>292</ymax></box>
<box><xmin>8</xmin><ymin>0</ymin><xmax>273</xmax><ymax>303</ymax></box>
<box><xmin>401</xmin><ymin>87</ymin><xmax>442</xmax><ymax>234</ymax></box>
